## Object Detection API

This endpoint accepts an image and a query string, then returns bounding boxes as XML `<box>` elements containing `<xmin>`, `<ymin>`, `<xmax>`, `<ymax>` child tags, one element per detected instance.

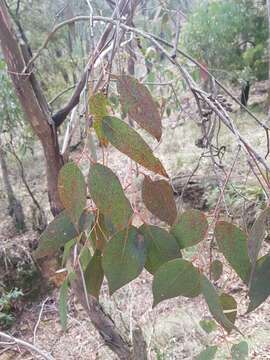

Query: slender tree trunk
<box><xmin>241</xmin><ymin>80</ymin><xmax>250</xmax><ymax>107</ymax></box>
<box><xmin>0</xmin><ymin>0</ymin><xmax>63</xmax><ymax>216</ymax></box>
<box><xmin>0</xmin><ymin>142</ymin><xmax>26</xmax><ymax>231</ymax></box>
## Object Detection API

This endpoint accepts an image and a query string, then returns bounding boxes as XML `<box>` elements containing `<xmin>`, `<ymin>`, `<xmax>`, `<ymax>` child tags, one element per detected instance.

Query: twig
<box><xmin>48</xmin><ymin>85</ymin><xmax>76</xmax><ymax>105</ymax></box>
<box><xmin>0</xmin><ymin>332</ymin><xmax>55</xmax><ymax>360</ymax></box>
<box><xmin>7</xmin><ymin>144</ymin><xmax>42</xmax><ymax>211</ymax></box>
<box><xmin>208</xmin><ymin>146</ymin><xmax>241</xmax><ymax>277</ymax></box>
<box><xmin>171</xmin><ymin>8</ymin><xmax>181</xmax><ymax>59</ymax></box>
<box><xmin>33</xmin><ymin>297</ymin><xmax>50</xmax><ymax>345</ymax></box>
<box><xmin>211</xmin><ymin>146</ymin><xmax>241</xmax><ymax>226</ymax></box>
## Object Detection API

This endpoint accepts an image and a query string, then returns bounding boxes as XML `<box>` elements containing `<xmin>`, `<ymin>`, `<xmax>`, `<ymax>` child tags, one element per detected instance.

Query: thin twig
<box><xmin>0</xmin><ymin>332</ymin><xmax>55</xmax><ymax>360</ymax></box>
<box><xmin>33</xmin><ymin>297</ymin><xmax>50</xmax><ymax>345</ymax></box>
<box><xmin>172</xmin><ymin>8</ymin><xmax>181</xmax><ymax>59</ymax></box>
<box><xmin>49</xmin><ymin>85</ymin><xmax>76</xmax><ymax>105</ymax></box>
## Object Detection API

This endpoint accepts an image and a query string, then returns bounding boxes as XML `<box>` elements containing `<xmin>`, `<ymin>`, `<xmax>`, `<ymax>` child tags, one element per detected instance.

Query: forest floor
<box><xmin>0</xmin><ymin>84</ymin><xmax>270</xmax><ymax>359</ymax></box>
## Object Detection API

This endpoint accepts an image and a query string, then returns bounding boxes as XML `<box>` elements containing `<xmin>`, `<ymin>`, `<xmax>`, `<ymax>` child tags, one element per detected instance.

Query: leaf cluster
<box><xmin>32</xmin><ymin>75</ymin><xmax>270</xmax><ymax>349</ymax></box>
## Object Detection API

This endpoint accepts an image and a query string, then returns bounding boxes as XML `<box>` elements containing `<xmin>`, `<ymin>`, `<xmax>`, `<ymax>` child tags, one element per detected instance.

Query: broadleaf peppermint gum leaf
<box><xmin>116</xmin><ymin>74</ymin><xmax>162</xmax><ymax>141</ymax></box>
<box><xmin>170</xmin><ymin>209</ymin><xmax>208</xmax><ymax>249</ymax></box>
<box><xmin>101</xmin><ymin>116</ymin><xmax>168</xmax><ymax>178</ymax></box>
<box><xmin>58</xmin><ymin>161</ymin><xmax>87</xmax><ymax>226</ymax></box>
<box><xmin>214</xmin><ymin>222</ymin><xmax>251</xmax><ymax>283</ymax></box>
<box><xmin>34</xmin><ymin>210</ymin><xmax>93</xmax><ymax>259</ymax></box>
<box><xmin>152</xmin><ymin>259</ymin><xmax>201</xmax><ymax>307</ymax></box>
<box><xmin>200</xmin><ymin>275</ymin><xmax>240</xmax><ymax>334</ymax></box>
<box><xmin>140</xmin><ymin>224</ymin><xmax>181</xmax><ymax>274</ymax></box>
<box><xmin>102</xmin><ymin>226</ymin><xmax>146</xmax><ymax>294</ymax></box>
<box><xmin>142</xmin><ymin>176</ymin><xmax>177</xmax><ymax>225</ymax></box>
<box><xmin>88</xmin><ymin>163</ymin><xmax>133</xmax><ymax>231</ymax></box>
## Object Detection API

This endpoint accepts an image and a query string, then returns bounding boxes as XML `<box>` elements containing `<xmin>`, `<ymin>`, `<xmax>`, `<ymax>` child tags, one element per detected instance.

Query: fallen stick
<box><xmin>0</xmin><ymin>331</ymin><xmax>55</xmax><ymax>360</ymax></box>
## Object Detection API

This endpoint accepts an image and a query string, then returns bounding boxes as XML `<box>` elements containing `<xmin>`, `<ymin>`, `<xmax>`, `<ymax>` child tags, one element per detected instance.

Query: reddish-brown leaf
<box><xmin>58</xmin><ymin>162</ymin><xmax>86</xmax><ymax>226</ymax></box>
<box><xmin>117</xmin><ymin>75</ymin><xmax>162</xmax><ymax>141</ymax></box>
<box><xmin>142</xmin><ymin>176</ymin><xmax>177</xmax><ymax>225</ymax></box>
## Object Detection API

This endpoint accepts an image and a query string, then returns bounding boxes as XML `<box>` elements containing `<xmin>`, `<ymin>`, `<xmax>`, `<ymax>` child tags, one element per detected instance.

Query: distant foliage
<box><xmin>0</xmin><ymin>60</ymin><xmax>33</xmax><ymax>154</ymax></box>
<box><xmin>181</xmin><ymin>0</ymin><xmax>268</xmax><ymax>82</ymax></box>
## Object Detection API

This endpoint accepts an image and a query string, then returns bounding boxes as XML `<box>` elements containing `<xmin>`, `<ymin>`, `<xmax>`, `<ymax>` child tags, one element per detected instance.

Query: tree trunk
<box><xmin>0</xmin><ymin>0</ymin><xmax>63</xmax><ymax>216</ymax></box>
<box><xmin>0</xmin><ymin>143</ymin><xmax>26</xmax><ymax>231</ymax></box>
<box><xmin>240</xmin><ymin>80</ymin><xmax>250</xmax><ymax>107</ymax></box>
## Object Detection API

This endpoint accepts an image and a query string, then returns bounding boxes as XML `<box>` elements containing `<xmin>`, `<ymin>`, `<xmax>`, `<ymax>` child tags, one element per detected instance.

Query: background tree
<box><xmin>181</xmin><ymin>0</ymin><xmax>268</xmax><ymax>103</ymax></box>
<box><xmin>0</xmin><ymin>60</ymin><xmax>26</xmax><ymax>231</ymax></box>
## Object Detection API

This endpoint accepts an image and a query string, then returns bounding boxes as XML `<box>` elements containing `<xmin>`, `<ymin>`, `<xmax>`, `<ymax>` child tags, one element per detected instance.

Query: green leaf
<box><xmin>220</xmin><ymin>293</ymin><xmax>237</xmax><ymax>329</ymax></box>
<box><xmin>59</xmin><ymin>278</ymin><xmax>69</xmax><ymax>331</ymax></box>
<box><xmin>84</xmin><ymin>249</ymin><xmax>104</xmax><ymax>298</ymax></box>
<box><xmin>214</xmin><ymin>222</ymin><xmax>251</xmax><ymax>283</ymax></box>
<box><xmin>89</xmin><ymin>92</ymin><xmax>109</xmax><ymax>146</ymax></box>
<box><xmin>210</xmin><ymin>260</ymin><xmax>223</xmax><ymax>281</ymax></box>
<box><xmin>200</xmin><ymin>275</ymin><xmax>236</xmax><ymax>333</ymax></box>
<box><xmin>142</xmin><ymin>176</ymin><xmax>177</xmax><ymax>225</ymax></box>
<box><xmin>199</xmin><ymin>319</ymin><xmax>217</xmax><ymax>334</ymax></box>
<box><xmin>79</xmin><ymin>246</ymin><xmax>92</xmax><ymax>271</ymax></box>
<box><xmin>170</xmin><ymin>209</ymin><xmax>208</xmax><ymax>249</ymax></box>
<box><xmin>101</xmin><ymin>116</ymin><xmax>168</xmax><ymax>178</ymax></box>
<box><xmin>78</xmin><ymin>210</ymin><xmax>94</xmax><ymax>233</ymax></box>
<box><xmin>88</xmin><ymin>163</ymin><xmax>133</xmax><ymax>231</ymax></box>
<box><xmin>152</xmin><ymin>259</ymin><xmax>201</xmax><ymax>307</ymax></box>
<box><xmin>231</xmin><ymin>341</ymin><xmax>249</xmax><ymax>360</ymax></box>
<box><xmin>195</xmin><ymin>346</ymin><xmax>218</xmax><ymax>360</ymax></box>
<box><xmin>62</xmin><ymin>238</ymin><xmax>76</xmax><ymax>267</ymax></box>
<box><xmin>116</xmin><ymin>75</ymin><xmax>162</xmax><ymax>141</ymax></box>
<box><xmin>34</xmin><ymin>211</ymin><xmax>78</xmax><ymax>259</ymax></box>
<box><xmin>248</xmin><ymin>207</ymin><xmax>270</xmax><ymax>271</ymax></box>
<box><xmin>102</xmin><ymin>226</ymin><xmax>146</xmax><ymax>294</ymax></box>
<box><xmin>140</xmin><ymin>224</ymin><xmax>181</xmax><ymax>274</ymax></box>
<box><xmin>248</xmin><ymin>254</ymin><xmax>270</xmax><ymax>312</ymax></box>
<box><xmin>58</xmin><ymin>162</ymin><xmax>86</xmax><ymax>226</ymax></box>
